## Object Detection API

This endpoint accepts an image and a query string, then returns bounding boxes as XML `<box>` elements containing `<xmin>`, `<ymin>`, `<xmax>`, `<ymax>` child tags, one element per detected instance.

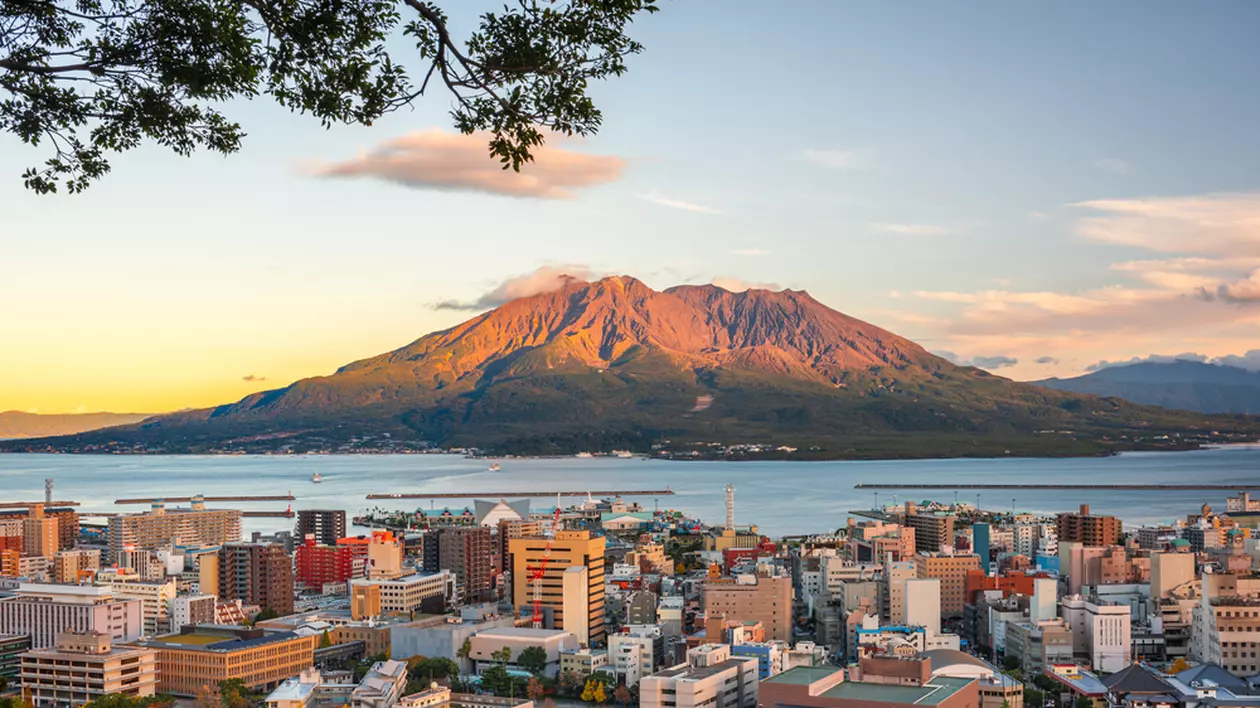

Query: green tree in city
<box><xmin>0</xmin><ymin>0</ymin><xmax>660</xmax><ymax>193</ymax></box>
<box><xmin>1075</xmin><ymin>697</ymin><xmax>1093</xmax><ymax>708</ymax></box>
<box><xmin>457</xmin><ymin>637</ymin><xmax>473</xmax><ymax>660</ymax></box>
<box><xmin>1002</xmin><ymin>655</ymin><xmax>1020</xmax><ymax>672</ymax></box>
<box><xmin>518</xmin><ymin>645</ymin><xmax>548</xmax><ymax>675</ymax></box>
<box><xmin>319</xmin><ymin>629</ymin><xmax>333</xmax><ymax>649</ymax></box>
<box><xmin>254</xmin><ymin>607</ymin><xmax>280</xmax><ymax>622</ymax></box>
<box><xmin>492</xmin><ymin>645</ymin><xmax>513</xmax><ymax>665</ymax></box>
<box><xmin>1025</xmin><ymin>687</ymin><xmax>1045</xmax><ymax>708</ymax></box>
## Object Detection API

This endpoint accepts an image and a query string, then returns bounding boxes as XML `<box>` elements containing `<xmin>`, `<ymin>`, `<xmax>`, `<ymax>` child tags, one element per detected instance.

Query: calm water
<box><xmin>2</xmin><ymin>449</ymin><xmax>1259</xmax><ymax>537</ymax></box>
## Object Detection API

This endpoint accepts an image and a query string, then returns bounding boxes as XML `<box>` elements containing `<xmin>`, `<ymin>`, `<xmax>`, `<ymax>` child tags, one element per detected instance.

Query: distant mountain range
<box><xmin>1034</xmin><ymin>361</ymin><xmax>1260</xmax><ymax>415</ymax></box>
<box><xmin>6</xmin><ymin>276</ymin><xmax>1258</xmax><ymax>457</ymax></box>
<box><xmin>0</xmin><ymin>411</ymin><xmax>151</xmax><ymax>439</ymax></box>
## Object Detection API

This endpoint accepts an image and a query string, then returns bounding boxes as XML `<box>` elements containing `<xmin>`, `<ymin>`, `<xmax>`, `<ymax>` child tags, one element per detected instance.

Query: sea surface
<box><xmin>1</xmin><ymin>448</ymin><xmax>1259</xmax><ymax>537</ymax></box>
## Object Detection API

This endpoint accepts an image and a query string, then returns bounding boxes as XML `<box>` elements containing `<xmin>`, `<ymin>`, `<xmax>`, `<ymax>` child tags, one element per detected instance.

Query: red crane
<box><xmin>528</xmin><ymin>506</ymin><xmax>564</xmax><ymax>628</ymax></box>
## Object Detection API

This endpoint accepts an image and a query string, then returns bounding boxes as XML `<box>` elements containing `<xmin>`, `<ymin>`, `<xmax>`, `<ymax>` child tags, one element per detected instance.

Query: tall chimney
<box><xmin>725</xmin><ymin>484</ymin><xmax>735</xmax><ymax>531</ymax></box>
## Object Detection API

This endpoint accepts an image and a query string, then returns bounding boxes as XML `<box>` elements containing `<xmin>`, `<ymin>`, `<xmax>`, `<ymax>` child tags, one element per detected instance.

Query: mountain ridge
<box><xmin>7</xmin><ymin>276</ymin><xmax>1259</xmax><ymax>457</ymax></box>
<box><xmin>1034</xmin><ymin>361</ymin><xmax>1260</xmax><ymax>415</ymax></box>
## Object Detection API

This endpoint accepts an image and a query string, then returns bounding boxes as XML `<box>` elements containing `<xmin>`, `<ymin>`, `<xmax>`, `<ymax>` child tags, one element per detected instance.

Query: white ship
<box><xmin>311</xmin><ymin>473</ymin><xmax>323</xmax><ymax>483</ymax></box>
<box><xmin>488</xmin><ymin>462</ymin><xmax>501</xmax><ymax>472</ymax></box>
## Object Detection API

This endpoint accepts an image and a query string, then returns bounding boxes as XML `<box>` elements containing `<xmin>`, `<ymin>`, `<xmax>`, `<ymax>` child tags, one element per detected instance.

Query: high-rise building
<box><xmin>21</xmin><ymin>630</ymin><xmax>158</xmax><ymax>706</ymax></box>
<box><xmin>1192</xmin><ymin>592</ymin><xmax>1260</xmax><ymax>676</ymax></box>
<box><xmin>107</xmin><ymin>499</ymin><xmax>241</xmax><ymax>563</ymax></box>
<box><xmin>439</xmin><ymin>526</ymin><xmax>493</xmax><ymax>603</ymax></box>
<box><xmin>1056</xmin><ymin>505</ymin><xmax>1122</xmax><ymax>547</ymax></box>
<box><xmin>53</xmin><ymin>548</ymin><xmax>101</xmax><ymax>583</ymax></box>
<box><xmin>885</xmin><ymin>560</ymin><xmax>917</xmax><ymax>623</ymax></box>
<box><xmin>198</xmin><ymin>551</ymin><xmax>220</xmax><ymax>597</ymax></box>
<box><xmin>972</xmin><ymin>523</ymin><xmax>991</xmax><ymax>575</ymax></box>
<box><xmin>701</xmin><ymin>571</ymin><xmax>793</xmax><ymax>642</ymax></box>
<box><xmin>510</xmin><ymin>530</ymin><xmax>607</xmax><ymax>642</ymax></box>
<box><xmin>904</xmin><ymin>578</ymin><xmax>941</xmax><ymax>637</ymax></box>
<box><xmin>217</xmin><ymin>543</ymin><xmax>294</xmax><ymax>616</ymax></box>
<box><xmin>498</xmin><ymin>518</ymin><xmax>542</xmax><ymax>574</ymax></box>
<box><xmin>295</xmin><ymin>536</ymin><xmax>360</xmax><ymax>589</ymax></box>
<box><xmin>22</xmin><ymin>504</ymin><xmax>58</xmax><ymax>559</ymax></box>
<box><xmin>903</xmin><ymin>503</ymin><xmax>955</xmax><ymax>553</ymax></box>
<box><xmin>295</xmin><ymin>509</ymin><xmax>346</xmax><ymax>547</ymax></box>
<box><xmin>100</xmin><ymin>578</ymin><xmax>177</xmax><ymax>637</ymax></box>
<box><xmin>563</xmin><ymin>566</ymin><xmax>592</xmax><ymax>646</ymax></box>
<box><xmin>1060</xmin><ymin>595</ymin><xmax>1131</xmax><ymax>673</ymax></box>
<box><xmin>0</xmin><ymin>583</ymin><xmax>143</xmax><ymax>649</ymax></box>
<box><xmin>916</xmin><ymin>552</ymin><xmax>982</xmax><ymax>615</ymax></box>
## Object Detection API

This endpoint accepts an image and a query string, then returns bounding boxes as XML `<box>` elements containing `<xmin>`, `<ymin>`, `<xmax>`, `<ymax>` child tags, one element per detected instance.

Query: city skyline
<box><xmin>6</xmin><ymin>1</ymin><xmax>1260</xmax><ymax>414</ymax></box>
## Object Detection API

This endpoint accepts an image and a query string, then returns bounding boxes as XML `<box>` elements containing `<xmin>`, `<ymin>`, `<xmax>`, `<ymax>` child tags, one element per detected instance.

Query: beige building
<box><xmin>353</xmin><ymin>582</ymin><xmax>383</xmax><ymax>620</ymax></box>
<box><xmin>101</xmin><ymin>578</ymin><xmax>177</xmax><ymax>637</ymax></box>
<box><xmin>509</xmin><ymin>530</ymin><xmax>607</xmax><ymax>642</ymax></box>
<box><xmin>21</xmin><ymin>630</ymin><xmax>157</xmax><ymax>707</ymax></box>
<box><xmin>198</xmin><ymin>550</ymin><xmax>220</xmax><ymax>597</ymax></box>
<box><xmin>350</xmin><ymin>571</ymin><xmax>455</xmax><ymax>615</ymax></box>
<box><xmin>1192</xmin><ymin>593</ymin><xmax>1260</xmax><ymax>676</ymax></box>
<box><xmin>640</xmin><ymin>643</ymin><xmax>758</xmax><ymax>708</ymax></box>
<box><xmin>23</xmin><ymin>505</ymin><xmax>59</xmax><ymax>559</ymax></box>
<box><xmin>139</xmin><ymin>624</ymin><xmax>316</xmax><ymax>696</ymax></box>
<box><xmin>54</xmin><ymin>548</ymin><xmax>101</xmax><ymax>583</ymax></box>
<box><xmin>701</xmin><ymin>572</ymin><xmax>793</xmax><ymax>642</ymax></box>
<box><xmin>916</xmin><ymin>553</ymin><xmax>982</xmax><ymax>615</ymax></box>
<box><xmin>107</xmin><ymin>498</ymin><xmax>241</xmax><ymax>563</ymax></box>
<box><xmin>1151</xmin><ymin>551</ymin><xmax>1196</xmax><ymax>599</ymax></box>
<box><xmin>367</xmin><ymin>531</ymin><xmax>407</xmax><ymax>580</ymax></box>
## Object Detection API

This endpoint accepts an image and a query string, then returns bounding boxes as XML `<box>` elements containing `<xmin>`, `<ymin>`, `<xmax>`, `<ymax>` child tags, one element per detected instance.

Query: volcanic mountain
<box><xmin>13</xmin><ymin>276</ymin><xmax>1259</xmax><ymax>457</ymax></box>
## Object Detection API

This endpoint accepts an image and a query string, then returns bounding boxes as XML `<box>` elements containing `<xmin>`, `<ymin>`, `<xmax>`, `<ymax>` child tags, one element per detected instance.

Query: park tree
<box><xmin>0</xmin><ymin>0</ymin><xmax>659</xmax><ymax>193</ymax></box>
<box><xmin>518</xmin><ymin>645</ymin><xmax>548</xmax><ymax>675</ymax></box>
<box><xmin>527</xmin><ymin>676</ymin><xmax>547</xmax><ymax>701</ymax></box>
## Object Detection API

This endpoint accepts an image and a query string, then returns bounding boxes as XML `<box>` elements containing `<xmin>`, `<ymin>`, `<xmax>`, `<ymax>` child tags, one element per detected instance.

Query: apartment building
<box><xmin>101</xmin><ymin>578</ymin><xmax>177</xmax><ymax>637</ymax></box>
<box><xmin>702</xmin><ymin>571</ymin><xmax>793</xmax><ymax>642</ymax></box>
<box><xmin>1192</xmin><ymin>594</ymin><xmax>1260</xmax><ymax>676</ymax></box>
<box><xmin>295</xmin><ymin>509</ymin><xmax>346</xmax><ymax>547</ymax></box>
<box><xmin>916</xmin><ymin>552</ymin><xmax>982</xmax><ymax>615</ymax></box>
<box><xmin>608</xmin><ymin>625</ymin><xmax>663</xmax><ymax>686</ymax></box>
<box><xmin>107</xmin><ymin>499</ymin><xmax>241</xmax><ymax>562</ymax></box>
<box><xmin>1060</xmin><ymin>595</ymin><xmax>1132</xmax><ymax>672</ymax></box>
<box><xmin>53</xmin><ymin>548</ymin><xmax>101</xmax><ymax>583</ymax></box>
<box><xmin>509</xmin><ymin>530</ymin><xmax>606</xmax><ymax>642</ymax></box>
<box><xmin>903</xmin><ymin>503</ymin><xmax>955</xmax><ymax>554</ymax></box>
<box><xmin>439</xmin><ymin>526</ymin><xmax>493</xmax><ymax>603</ymax></box>
<box><xmin>0</xmin><ymin>583</ymin><xmax>142</xmax><ymax>649</ymax></box>
<box><xmin>218</xmin><ymin>542</ymin><xmax>294</xmax><ymax>616</ymax></box>
<box><xmin>1056</xmin><ymin>505</ymin><xmax>1121</xmax><ymax>547</ymax></box>
<box><xmin>21</xmin><ymin>630</ymin><xmax>157</xmax><ymax>707</ymax></box>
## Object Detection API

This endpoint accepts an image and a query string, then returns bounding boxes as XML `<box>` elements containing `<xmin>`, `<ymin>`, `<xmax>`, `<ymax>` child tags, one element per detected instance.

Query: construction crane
<box><xmin>528</xmin><ymin>506</ymin><xmax>565</xmax><ymax>629</ymax></box>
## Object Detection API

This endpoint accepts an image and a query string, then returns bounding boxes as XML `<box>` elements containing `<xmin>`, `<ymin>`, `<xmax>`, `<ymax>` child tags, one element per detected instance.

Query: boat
<box><xmin>311</xmin><ymin>473</ymin><xmax>323</xmax><ymax>483</ymax></box>
<box><xmin>613</xmin><ymin>450</ymin><xmax>634</xmax><ymax>459</ymax></box>
<box><xmin>488</xmin><ymin>462</ymin><xmax>501</xmax><ymax>472</ymax></box>
<box><xmin>575</xmin><ymin>452</ymin><xmax>594</xmax><ymax>458</ymax></box>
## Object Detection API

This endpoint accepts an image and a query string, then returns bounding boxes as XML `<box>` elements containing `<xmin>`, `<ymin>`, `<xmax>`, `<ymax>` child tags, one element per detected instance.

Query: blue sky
<box><xmin>5</xmin><ymin>0</ymin><xmax>1260</xmax><ymax>413</ymax></box>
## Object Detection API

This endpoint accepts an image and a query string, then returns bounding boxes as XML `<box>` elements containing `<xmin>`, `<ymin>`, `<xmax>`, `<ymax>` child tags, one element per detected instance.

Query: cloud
<box><xmin>711</xmin><ymin>277</ymin><xmax>782</xmax><ymax>293</ymax></box>
<box><xmin>1198</xmin><ymin>269</ymin><xmax>1260</xmax><ymax>303</ymax></box>
<box><xmin>932</xmin><ymin>351</ymin><xmax>1018</xmax><ymax>370</ymax></box>
<box><xmin>1029</xmin><ymin>212</ymin><xmax>1050</xmax><ymax>220</ymax></box>
<box><xmin>1035</xmin><ymin>356</ymin><xmax>1059</xmax><ymax>365</ymax></box>
<box><xmin>1071</xmin><ymin>192</ymin><xmax>1260</xmax><ymax>256</ymax></box>
<box><xmin>1093</xmin><ymin>158</ymin><xmax>1129</xmax><ymax>175</ymax></box>
<box><xmin>732</xmin><ymin>248</ymin><xmax>770</xmax><ymax>257</ymax></box>
<box><xmin>638</xmin><ymin>192</ymin><xmax>722</xmax><ymax>214</ymax></box>
<box><xmin>803</xmin><ymin>149</ymin><xmax>857</xmax><ymax>169</ymax></box>
<box><xmin>312</xmin><ymin>128</ymin><xmax>624</xmax><ymax>198</ymax></box>
<box><xmin>434</xmin><ymin>265</ymin><xmax>594</xmax><ymax>311</ymax></box>
<box><xmin>872</xmin><ymin>222</ymin><xmax>952</xmax><ymax>236</ymax></box>
<box><xmin>1085</xmin><ymin>352</ymin><xmax>1210</xmax><ymax>372</ymax></box>
<box><xmin>242</xmin><ymin>375</ymin><xmax>267</xmax><ymax>382</ymax></box>
<box><xmin>1216</xmin><ymin>349</ymin><xmax>1260</xmax><ymax>371</ymax></box>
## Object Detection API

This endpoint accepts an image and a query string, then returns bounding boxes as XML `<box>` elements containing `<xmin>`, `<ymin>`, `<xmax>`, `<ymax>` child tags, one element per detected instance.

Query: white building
<box><xmin>0</xmin><ymin>583</ymin><xmax>142</xmax><ymax>649</ymax></box>
<box><xmin>562</xmin><ymin>566</ymin><xmax>590</xmax><ymax>646</ymax></box>
<box><xmin>609</xmin><ymin>625</ymin><xmax>662</xmax><ymax>687</ymax></box>
<box><xmin>351</xmin><ymin>572</ymin><xmax>455</xmax><ymax>614</ymax></box>
<box><xmin>904</xmin><ymin>578</ymin><xmax>941</xmax><ymax>637</ymax></box>
<box><xmin>640</xmin><ymin>644</ymin><xmax>758</xmax><ymax>708</ymax></box>
<box><xmin>1061</xmin><ymin>594</ymin><xmax>1132</xmax><ymax>673</ymax></box>
<box><xmin>168</xmin><ymin>594</ymin><xmax>217</xmax><ymax>632</ymax></box>
<box><xmin>100</xmin><ymin>578</ymin><xmax>176</xmax><ymax>637</ymax></box>
<box><xmin>467</xmin><ymin>627</ymin><xmax>578</xmax><ymax>678</ymax></box>
<box><xmin>352</xmin><ymin>660</ymin><xmax>409</xmax><ymax>708</ymax></box>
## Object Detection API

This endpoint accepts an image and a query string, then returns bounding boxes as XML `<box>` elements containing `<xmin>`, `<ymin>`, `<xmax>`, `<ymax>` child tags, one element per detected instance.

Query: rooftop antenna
<box><xmin>874</xmin><ymin>492</ymin><xmax>880</xmax><ymax>511</ymax></box>
<box><xmin>45</xmin><ymin>478</ymin><xmax>53</xmax><ymax>506</ymax></box>
<box><xmin>725</xmin><ymin>484</ymin><xmax>735</xmax><ymax>531</ymax></box>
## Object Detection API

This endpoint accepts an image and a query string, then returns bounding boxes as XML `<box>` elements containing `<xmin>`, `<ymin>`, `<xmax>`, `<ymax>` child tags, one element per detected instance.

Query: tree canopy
<box><xmin>0</xmin><ymin>0</ymin><xmax>659</xmax><ymax>193</ymax></box>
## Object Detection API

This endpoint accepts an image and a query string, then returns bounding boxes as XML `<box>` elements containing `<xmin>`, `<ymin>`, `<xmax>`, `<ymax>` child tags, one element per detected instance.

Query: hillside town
<box><xmin>3</xmin><ymin>485</ymin><xmax>1260</xmax><ymax>708</ymax></box>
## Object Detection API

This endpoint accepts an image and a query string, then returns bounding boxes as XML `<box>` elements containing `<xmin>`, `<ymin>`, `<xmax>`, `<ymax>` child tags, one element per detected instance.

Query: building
<box><xmin>761</xmin><ymin>663</ymin><xmax>979</xmax><ymax>708</ymax></box>
<box><xmin>918</xmin><ymin>650</ymin><xmax>1023</xmax><ymax>708</ymax></box>
<box><xmin>904</xmin><ymin>578</ymin><xmax>942</xmax><ymax>636</ymax></box>
<box><xmin>1056</xmin><ymin>505</ymin><xmax>1121</xmax><ymax>547</ymax></box>
<box><xmin>1191</xmin><ymin>592</ymin><xmax>1260</xmax><ymax>676</ymax></box>
<box><xmin>352</xmin><ymin>659</ymin><xmax>409</xmax><ymax>708</ymax></box>
<box><xmin>296</xmin><ymin>509</ymin><xmax>346</xmax><ymax>547</ymax></box>
<box><xmin>0</xmin><ymin>633</ymin><xmax>30</xmax><ymax>688</ymax></box>
<box><xmin>388</xmin><ymin>612</ymin><xmax>516</xmax><ymax>669</ymax></box>
<box><xmin>139</xmin><ymin>624</ymin><xmax>316</xmax><ymax>696</ymax></box>
<box><xmin>1150</xmin><ymin>551</ymin><xmax>1196</xmax><ymax>599</ymax></box>
<box><xmin>916</xmin><ymin>552</ymin><xmax>982</xmax><ymax>615</ymax></box>
<box><xmin>295</xmin><ymin>537</ymin><xmax>361</xmax><ymax>589</ymax></box>
<box><xmin>560</xmin><ymin>647</ymin><xmax>609</xmax><ymax>678</ymax></box>
<box><xmin>640</xmin><ymin>644</ymin><xmax>759</xmax><ymax>708</ymax></box>
<box><xmin>440</xmin><ymin>526</ymin><xmax>493</xmax><ymax>603</ymax></box>
<box><xmin>218</xmin><ymin>542</ymin><xmax>295</xmax><ymax>615</ymax></box>
<box><xmin>1005</xmin><ymin>619</ymin><xmax>1073</xmax><ymax>675</ymax></box>
<box><xmin>22</xmin><ymin>504</ymin><xmax>58</xmax><ymax>559</ymax></box>
<box><xmin>563</xmin><ymin>566</ymin><xmax>592</xmax><ymax>645</ymax></box>
<box><xmin>53</xmin><ymin>548</ymin><xmax>101</xmax><ymax>583</ymax></box>
<box><xmin>608</xmin><ymin>625</ymin><xmax>663</xmax><ymax>686</ymax></box>
<box><xmin>467</xmin><ymin>627</ymin><xmax>578</xmax><ymax>678</ymax></box>
<box><xmin>0</xmin><ymin>583</ymin><xmax>143</xmax><ymax>649</ymax></box>
<box><xmin>973</xmin><ymin>523</ymin><xmax>991</xmax><ymax>574</ymax></box>
<box><xmin>107</xmin><ymin>498</ymin><xmax>242</xmax><ymax>562</ymax></box>
<box><xmin>903</xmin><ymin>503</ymin><xmax>955</xmax><ymax>554</ymax></box>
<box><xmin>498</xmin><ymin>519</ymin><xmax>542</xmax><ymax>576</ymax></box>
<box><xmin>701</xmin><ymin>572</ymin><xmax>793</xmax><ymax>642</ymax></box>
<box><xmin>169</xmin><ymin>594</ymin><xmax>217</xmax><ymax>632</ymax></box>
<box><xmin>729</xmin><ymin>641</ymin><xmax>785</xmax><ymax>680</ymax></box>
<box><xmin>350</xmin><ymin>571</ymin><xmax>455</xmax><ymax>615</ymax></box>
<box><xmin>509</xmin><ymin>530</ymin><xmax>606</xmax><ymax>642</ymax></box>
<box><xmin>886</xmin><ymin>560</ymin><xmax>916</xmax><ymax>624</ymax></box>
<box><xmin>1059</xmin><ymin>595</ymin><xmax>1132</xmax><ymax>672</ymax></box>
<box><xmin>101</xmin><ymin>578</ymin><xmax>177</xmax><ymax>637</ymax></box>
<box><xmin>366</xmin><ymin>531</ymin><xmax>407</xmax><ymax>581</ymax></box>
<box><xmin>20</xmin><ymin>630</ymin><xmax>157</xmax><ymax>707</ymax></box>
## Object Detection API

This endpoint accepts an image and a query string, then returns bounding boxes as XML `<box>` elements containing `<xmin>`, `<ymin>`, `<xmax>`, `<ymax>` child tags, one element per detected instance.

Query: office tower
<box><xmin>53</xmin><ymin>548</ymin><xmax>101</xmax><ymax>583</ymax></box>
<box><xmin>22</xmin><ymin>504</ymin><xmax>58</xmax><ymax>559</ymax></box>
<box><xmin>510</xmin><ymin>530</ymin><xmax>607</xmax><ymax>642</ymax></box>
<box><xmin>295</xmin><ymin>509</ymin><xmax>346</xmax><ymax>547</ymax></box>
<box><xmin>107</xmin><ymin>499</ymin><xmax>241</xmax><ymax>563</ymax></box>
<box><xmin>20</xmin><ymin>631</ymin><xmax>157</xmax><ymax>704</ymax></box>
<box><xmin>1056</xmin><ymin>504</ymin><xmax>1122</xmax><ymax>547</ymax></box>
<box><xmin>217</xmin><ymin>543</ymin><xmax>294</xmax><ymax>616</ymax></box>
<box><xmin>915</xmin><ymin>552</ymin><xmax>982</xmax><ymax>615</ymax></box>
<box><xmin>439</xmin><ymin>526</ymin><xmax>493</xmax><ymax>603</ymax></box>
<box><xmin>0</xmin><ymin>583</ymin><xmax>143</xmax><ymax>648</ymax></box>
<box><xmin>701</xmin><ymin>571</ymin><xmax>793</xmax><ymax>642</ymax></box>
<box><xmin>973</xmin><ymin>523</ymin><xmax>991</xmax><ymax>574</ymax></box>
<box><xmin>903</xmin><ymin>578</ymin><xmax>941</xmax><ymax>637</ymax></box>
<box><xmin>422</xmin><ymin>528</ymin><xmax>442</xmax><ymax>573</ymax></box>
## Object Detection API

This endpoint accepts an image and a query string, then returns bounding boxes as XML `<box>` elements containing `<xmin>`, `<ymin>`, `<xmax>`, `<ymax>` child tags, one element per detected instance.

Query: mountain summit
<box><xmin>13</xmin><ymin>276</ymin><xmax>1258</xmax><ymax>456</ymax></box>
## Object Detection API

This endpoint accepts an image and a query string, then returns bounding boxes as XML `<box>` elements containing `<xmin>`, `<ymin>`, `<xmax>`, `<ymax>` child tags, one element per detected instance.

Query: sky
<box><xmin>4</xmin><ymin>1</ymin><xmax>1260</xmax><ymax>414</ymax></box>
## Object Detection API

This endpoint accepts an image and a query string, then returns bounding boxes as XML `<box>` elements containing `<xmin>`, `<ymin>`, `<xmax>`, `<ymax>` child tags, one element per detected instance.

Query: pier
<box><xmin>113</xmin><ymin>494</ymin><xmax>296</xmax><ymax>504</ymax></box>
<box><xmin>242</xmin><ymin>510</ymin><xmax>295</xmax><ymax>518</ymax></box>
<box><xmin>854</xmin><ymin>483</ymin><xmax>1260</xmax><ymax>491</ymax></box>
<box><xmin>0</xmin><ymin>501</ymin><xmax>80</xmax><ymax>509</ymax></box>
<box><xmin>365</xmin><ymin>489</ymin><xmax>675</xmax><ymax>500</ymax></box>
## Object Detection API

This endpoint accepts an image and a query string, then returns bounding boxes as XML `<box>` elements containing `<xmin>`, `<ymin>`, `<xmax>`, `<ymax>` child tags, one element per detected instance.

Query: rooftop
<box><xmin>763</xmin><ymin>666</ymin><xmax>841</xmax><ymax>685</ymax></box>
<box><xmin>821</xmin><ymin>676</ymin><xmax>976</xmax><ymax>705</ymax></box>
<box><xmin>474</xmin><ymin>627</ymin><xmax>572</xmax><ymax>640</ymax></box>
<box><xmin>140</xmin><ymin>625</ymin><xmax>303</xmax><ymax>652</ymax></box>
